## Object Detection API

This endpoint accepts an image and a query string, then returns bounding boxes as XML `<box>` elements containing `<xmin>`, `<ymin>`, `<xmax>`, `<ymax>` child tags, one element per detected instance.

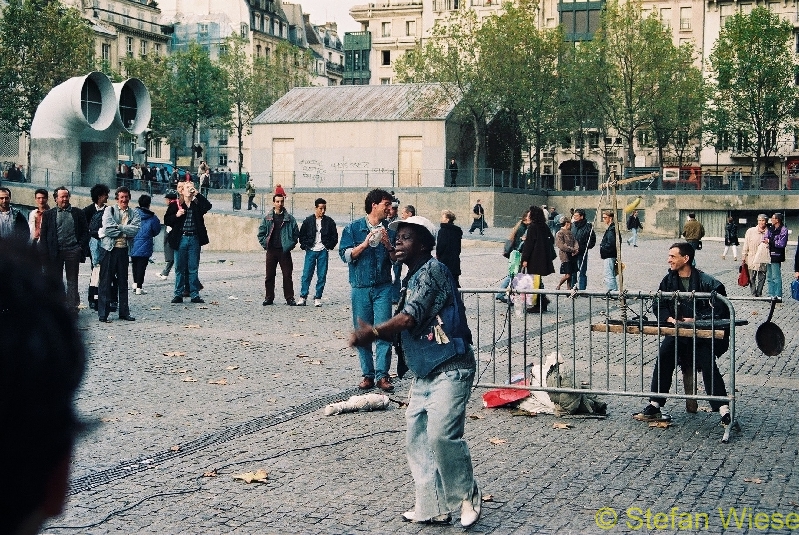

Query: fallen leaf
<box><xmin>744</xmin><ymin>478</ymin><xmax>764</xmax><ymax>484</ymax></box>
<box><xmin>292</xmin><ymin>333</ymin><xmax>304</xmax><ymax>337</ymax></box>
<box><xmin>489</xmin><ymin>437</ymin><xmax>507</xmax><ymax>445</ymax></box>
<box><xmin>468</xmin><ymin>413</ymin><xmax>485</xmax><ymax>420</ymax></box>
<box><xmin>197</xmin><ymin>306</ymin><xmax>209</xmax><ymax>310</ymax></box>
<box><xmin>150</xmin><ymin>306</ymin><xmax>162</xmax><ymax>310</ymax></box>
<box><xmin>238</xmin><ymin>376</ymin><xmax>248</xmax><ymax>380</ymax></box>
<box><xmin>127</xmin><ymin>411</ymin><xmax>139</xmax><ymax>415</ymax></box>
<box><xmin>100</xmin><ymin>417</ymin><xmax>118</xmax><ymax>423</ymax></box>
<box><xmin>208</xmin><ymin>378</ymin><xmax>228</xmax><ymax>385</ymax></box>
<box><xmin>296</xmin><ymin>354</ymin><xmax>309</xmax><ymax>358</ymax></box>
<box><xmin>154</xmin><ymin>413</ymin><xmax>163</xmax><ymax>418</ymax></box>
<box><xmin>553</xmin><ymin>422</ymin><xmax>572</xmax><ymax>429</ymax></box>
<box><xmin>266</xmin><ymin>398</ymin><xmax>277</xmax><ymax>403</ymax></box>
<box><xmin>225</xmin><ymin>365</ymin><xmax>240</xmax><ymax>371</ymax></box>
<box><xmin>182</xmin><ymin>376</ymin><xmax>197</xmax><ymax>382</ymax></box>
<box><xmin>511</xmin><ymin>409</ymin><xmax>537</xmax><ymax>417</ymax></box>
<box><xmin>184</xmin><ymin>324</ymin><xmax>201</xmax><ymax>329</ymax></box>
<box><xmin>202</xmin><ymin>470</ymin><xmax>218</xmax><ymax>478</ymax></box>
<box><xmin>648</xmin><ymin>421</ymin><xmax>672</xmax><ymax>428</ymax></box>
<box><xmin>163</xmin><ymin>351</ymin><xmax>187</xmax><ymax>357</ymax></box>
<box><xmin>272</xmin><ymin>374</ymin><xmax>281</xmax><ymax>378</ymax></box>
<box><xmin>209</xmin><ymin>301</ymin><xmax>220</xmax><ymax>305</ymax></box>
<box><xmin>310</xmin><ymin>360</ymin><xmax>323</xmax><ymax>365</ymax></box>
<box><xmin>228</xmin><ymin>296</ymin><xmax>239</xmax><ymax>300</ymax></box>
<box><xmin>233</xmin><ymin>469</ymin><xmax>268</xmax><ymax>484</ymax></box>
<box><xmin>173</xmin><ymin>368</ymin><xmax>189</xmax><ymax>374</ymax></box>
<box><xmin>170</xmin><ymin>445</ymin><xmax>180</xmax><ymax>452</ymax></box>
<box><xmin>482</xmin><ymin>494</ymin><xmax>494</xmax><ymax>502</ymax></box>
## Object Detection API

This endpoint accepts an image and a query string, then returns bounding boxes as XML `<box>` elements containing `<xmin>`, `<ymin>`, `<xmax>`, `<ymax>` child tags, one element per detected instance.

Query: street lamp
<box><xmin>752</xmin><ymin>156</ymin><xmax>758</xmax><ymax>190</ymax></box>
<box><xmin>780</xmin><ymin>155</ymin><xmax>787</xmax><ymax>190</ymax></box>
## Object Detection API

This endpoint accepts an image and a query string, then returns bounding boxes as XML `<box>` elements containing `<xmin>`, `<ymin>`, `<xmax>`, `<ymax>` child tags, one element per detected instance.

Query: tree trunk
<box><xmin>472</xmin><ymin>115</ymin><xmax>481</xmax><ymax>187</ymax></box>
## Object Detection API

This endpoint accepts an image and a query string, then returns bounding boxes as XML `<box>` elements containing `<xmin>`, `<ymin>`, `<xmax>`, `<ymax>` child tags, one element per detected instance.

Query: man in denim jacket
<box><xmin>765</xmin><ymin>213</ymin><xmax>789</xmax><ymax>300</ymax></box>
<box><xmin>339</xmin><ymin>189</ymin><xmax>395</xmax><ymax>392</ymax></box>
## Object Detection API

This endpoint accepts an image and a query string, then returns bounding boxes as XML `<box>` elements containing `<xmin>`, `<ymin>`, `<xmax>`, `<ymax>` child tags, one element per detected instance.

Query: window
<box><xmin>218</xmin><ymin>153</ymin><xmax>227</xmax><ymax>166</ymax></box>
<box><xmin>122</xmin><ymin>7</ymin><xmax>130</xmax><ymax>25</ymax></box>
<box><xmin>736</xmin><ymin>131</ymin><xmax>749</xmax><ymax>152</ymax></box>
<box><xmin>382</xmin><ymin>22</ymin><xmax>391</xmax><ymax>37</ymax></box>
<box><xmin>588</xmin><ymin>132</ymin><xmax>599</xmax><ymax>148</ymax></box>
<box><xmin>382</xmin><ymin>50</ymin><xmax>390</xmax><ymax>65</ymax></box>
<box><xmin>106</xmin><ymin>2</ymin><xmax>115</xmax><ymax>22</ymax></box>
<box><xmin>256</xmin><ymin>44</ymin><xmax>262</xmax><ymax>57</ymax></box>
<box><xmin>137</xmin><ymin>10</ymin><xmax>144</xmax><ymax>30</ymax></box>
<box><xmin>794</xmin><ymin>129</ymin><xmax>799</xmax><ymax>151</ymax></box>
<box><xmin>740</xmin><ymin>3</ymin><xmax>753</xmax><ymax>14</ymax></box>
<box><xmin>720</xmin><ymin>4</ymin><xmax>734</xmax><ymax>27</ymax></box>
<box><xmin>679</xmin><ymin>7</ymin><xmax>691</xmax><ymax>30</ymax></box>
<box><xmin>679</xmin><ymin>38</ymin><xmax>692</xmax><ymax>48</ymax></box>
<box><xmin>154</xmin><ymin>43</ymin><xmax>161</xmax><ymax>56</ymax></box>
<box><xmin>637</xmin><ymin>130</ymin><xmax>651</xmax><ymax>147</ymax></box>
<box><xmin>660</xmin><ymin>8</ymin><xmax>672</xmax><ymax>28</ymax></box>
<box><xmin>765</xmin><ymin>129</ymin><xmax>777</xmax><ymax>150</ymax></box>
<box><xmin>561</xmin><ymin>135</ymin><xmax>572</xmax><ymax>149</ymax></box>
<box><xmin>101</xmin><ymin>43</ymin><xmax>110</xmax><ymax>61</ymax></box>
<box><xmin>380</xmin><ymin>78</ymin><xmax>391</xmax><ymax>84</ymax></box>
<box><xmin>406</xmin><ymin>20</ymin><xmax>416</xmax><ymax>36</ymax></box>
<box><xmin>254</xmin><ymin>13</ymin><xmax>261</xmax><ymax>32</ymax></box>
<box><xmin>126</xmin><ymin>37</ymin><xmax>133</xmax><ymax>56</ymax></box>
<box><xmin>151</xmin><ymin>139</ymin><xmax>161</xmax><ymax>159</ymax></box>
<box><xmin>241</xmin><ymin>23</ymin><xmax>249</xmax><ymax>39</ymax></box>
<box><xmin>140</xmin><ymin>40</ymin><xmax>147</xmax><ymax>57</ymax></box>
<box><xmin>199</xmin><ymin>23</ymin><xmax>208</xmax><ymax>34</ymax></box>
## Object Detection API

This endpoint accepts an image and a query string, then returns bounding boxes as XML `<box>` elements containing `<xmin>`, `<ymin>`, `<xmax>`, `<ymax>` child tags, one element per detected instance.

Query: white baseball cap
<box><xmin>389</xmin><ymin>215</ymin><xmax>437</xmax><ymax>238</ymax></box>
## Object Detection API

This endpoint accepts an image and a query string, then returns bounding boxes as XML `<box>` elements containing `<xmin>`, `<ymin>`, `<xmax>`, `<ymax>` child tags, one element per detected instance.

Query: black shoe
<box><xmin>633</xmin><ymin>403</ymin><xmax>662</xmax><ymax>421</ymax></box>
<box><xmin>119</xmin><ymin>315</ymin><xmax>136</xmax><ymax>321</ymax></box>
<box><xmin>262</xmin><ymin>299</ymin><xmax>274</xmax><ymax>306</ymax></box>
<box><xmin>191</xmin><ymin>296</ymin><xmax>205</xmax><ymax>303</ymax></box>
<box><xmin>286</xmin><ymin>298</ymin><xmax>298</xmax><ymax>306</ymax></box>
<box><xmin>171</xmin><ymin>296</ymin><xmax>183</xmax><ymax>304</ymax></box>
<box><xmin>99</xmin><ymin>317</ymin><xmax>110</xmax><ymax>323</ymax></box>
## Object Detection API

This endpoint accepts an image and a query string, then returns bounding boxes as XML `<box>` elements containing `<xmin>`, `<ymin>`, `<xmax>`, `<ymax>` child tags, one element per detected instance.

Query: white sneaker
<box><xmin>158</xmin><ymin>274</ymin><xmax>168</xmax><ymax>280</ymax></box>
<box><xmin>461</xmin><ymin>484</ymin><xmax>482</xmax><ymax>527</ymax></box>
<box><xmin>296</xmin><ymin>297</ymin><xmax>306</xmax><ymax>306</ymax></box>
<box><xmin>314</xmin><ymin>298</ymin><xmax>322</xmax><ymax>307</ymax></box>
<box><xmin>134</xmin><ymin>288</ymin><xmax>142</xmax><ymax>295</ymax></box>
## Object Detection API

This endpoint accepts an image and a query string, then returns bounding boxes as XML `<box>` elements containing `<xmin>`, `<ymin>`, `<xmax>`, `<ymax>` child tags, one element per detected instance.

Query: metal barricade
<box><xmin>459</xmin><ymin>288</ymin><xmax>740</xmax><ymax>443</ymax></box>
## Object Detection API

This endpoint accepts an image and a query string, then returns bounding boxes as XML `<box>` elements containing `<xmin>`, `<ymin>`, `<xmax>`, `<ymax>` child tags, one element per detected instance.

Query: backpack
<box><xmin>89</xmin><ymin>206</ymin><xmax>113</xmax><ymax>240</ymax></box>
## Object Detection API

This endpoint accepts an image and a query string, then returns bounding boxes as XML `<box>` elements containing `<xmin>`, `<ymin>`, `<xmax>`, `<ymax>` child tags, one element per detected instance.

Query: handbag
<box><xmin>508</xmin><ymin>249</ymin><xmax>521</xmax><ymax>276</ymax></box>
<box><xmin>753</xmin><ymin>242</ymin><xmax>771</xmax><ymax>266</ymax></box>
<box><xmin>791</xmin><ymin>279</ymin><xmax>799</xmax><ymax>300</ymax></box>
<box><xmin>738</xmin><ymin>262</ymin><xmax>750</xmax><ymax>287</ymax></box>
<box><xmin>472</xmin><ymin>212</ymin><xmax>480</xmax><ymax>220</ymax></box>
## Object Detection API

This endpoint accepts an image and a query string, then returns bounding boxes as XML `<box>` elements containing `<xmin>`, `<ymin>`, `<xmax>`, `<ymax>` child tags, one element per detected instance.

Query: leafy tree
<box><xmin>0</xmin><ymin>0</ymin><xmax>94</xmax><ymax>175</ymax></box>
<box><xmin>479</xmin><ymin>0</ymin><xmax>565</xmax><ymax>189</ymax></box>
<box><xmin>708</xmin><ymin>7</ymin><xmax>798</xmax><ymax>175</ymax></box>
<box><xmin>649</xmin><ymin>43</ymin><xmax>705</xmax><ymax>170</ymax></box>
<box><xmin>395</xmin><ymin>9</ymin><xmax>495</xmax><ymax>186</ymax></box>
<box><xmin>218</xmin><ymin>37</ymin><xmax>309</xmax><ymax>178</ymax></box>
<box><xmin>586</xmin><ymin>0</ymin><xmax>681</xmax><ymax>177</ymax></box>
<box><xmin>160</xmin><ymin>41</ymin><xmax>231</xmax><ymax>170</ymax></box>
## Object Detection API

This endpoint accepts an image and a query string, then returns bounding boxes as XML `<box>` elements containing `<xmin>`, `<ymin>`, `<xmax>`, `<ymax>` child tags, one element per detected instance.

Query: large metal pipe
<box><xmin>30</xmin><ymin>72</ymin><xmax>151</xmax><ymax>187</ymax></box>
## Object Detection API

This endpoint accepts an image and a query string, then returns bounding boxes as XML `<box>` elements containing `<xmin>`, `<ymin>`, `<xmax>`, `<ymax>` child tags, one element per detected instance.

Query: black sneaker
<box><xmin>191</xmin><ymin>296</ymin><xmax>205</xmax><ymax>303</ymax></box>
<box><xmin>633</xmin><ymin>404</ymin><xmax>662</xmax><ymax>421</ymax></box>
<box><xmin>262</xmin><ymin>299</ymin><xmax>274</xmax><ymax>306</ymax></box>
<box><xmin>286</xmin><ymin>298</ymin><xmax>298</xmax><ymax>306</ymax></box>
<box><xmin>171</xmin><ymin>296</ymin><xmax>183</xmax><ymax>304</ymax></box>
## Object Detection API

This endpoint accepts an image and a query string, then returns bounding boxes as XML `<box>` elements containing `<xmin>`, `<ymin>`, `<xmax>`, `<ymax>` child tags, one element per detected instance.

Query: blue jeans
<box><xmin>496</xmin><ymin>274</ymin><xmax>511</xmax><ymax>299</ymax></box>
<box><xmin>174</xmin><ymin>235</ymin><xmax>200</xmax><ymax>299</ymax></box>
<box><xmin>406</xmin><ymin>366</ymin><xmax>478</xmax><ymax>521</ymax></box>
<box><xmin>300</xmin><ymin>249</ymin><xmax>329</xmax><ymax>299</ymax></box>
<box><xmin>626</xmin><ymin>228</ymin><xmax>638</xmax><ymax>246</ymax></box>
<box><xmin>603</xmin><ymin>258</ymin><xmax>618</xmax><ymax>291</ymax></box>
<box><xmin>576</xmin><ymin>256</ymin><xmax>588</xmax><ymax>290</ymax></box>
<box><xmin>351</xmin><ymin>283</ymin><xmax>392</xmax><ymax>380</ymax></box>
<box><xmin>766</xmin><ymin>262</ymin><xmax>783</xmax><ymax>298</ymax></box>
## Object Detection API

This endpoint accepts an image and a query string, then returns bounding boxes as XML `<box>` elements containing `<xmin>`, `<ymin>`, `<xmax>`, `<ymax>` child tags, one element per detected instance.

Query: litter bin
<box><xmin>232</xmin><ymin>192</ymin><xmax>242</xmax><ymax>211</ymax></box>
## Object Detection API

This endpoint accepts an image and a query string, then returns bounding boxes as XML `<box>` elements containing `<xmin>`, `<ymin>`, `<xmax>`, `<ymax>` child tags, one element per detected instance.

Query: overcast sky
<box><xmin>295</xmin><ymin>0</ymin><xmax>361</xmax><ymax>34</ymax></box>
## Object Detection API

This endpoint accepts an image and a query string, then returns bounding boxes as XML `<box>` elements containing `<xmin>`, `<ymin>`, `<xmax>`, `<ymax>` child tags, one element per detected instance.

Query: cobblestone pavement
<box><xmin>44</xmin><ymin>231</ymin><xmax>799</xmax><ymax>535</ymax></box>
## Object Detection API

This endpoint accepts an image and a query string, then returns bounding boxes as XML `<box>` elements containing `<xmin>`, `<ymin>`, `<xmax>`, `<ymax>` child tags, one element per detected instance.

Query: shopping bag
<box><xmin>738</xmin><ymin>262</ymin><xmax>750</xmax><ymax>287</ymax></box>
<box><xmin>791</xmin><ymin>279</ymin><xmax>799</xmax><ymax>300</ymax></box>
<box><xmin>508</xmin><ymin>249</ymin><xmax>521</xmax><ymax>276</ymax></box>
<box><xmin>511</xmin><ymin>272</ymin><xmax>541</xmax><ymax>310</ymax></box>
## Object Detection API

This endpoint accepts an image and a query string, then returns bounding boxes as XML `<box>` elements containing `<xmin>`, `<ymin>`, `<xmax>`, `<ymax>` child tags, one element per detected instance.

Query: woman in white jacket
<box><xmin>741</xmin><ymin>214</ymin><xmax>770</xmax><ymax>297</ymax></box>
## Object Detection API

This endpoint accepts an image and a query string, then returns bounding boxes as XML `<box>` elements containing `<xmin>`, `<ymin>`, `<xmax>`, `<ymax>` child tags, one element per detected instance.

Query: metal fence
<box><xmin>459</xmin><ymin>288</ymin><xmax>741</xmax><ymax>443</ymax></box>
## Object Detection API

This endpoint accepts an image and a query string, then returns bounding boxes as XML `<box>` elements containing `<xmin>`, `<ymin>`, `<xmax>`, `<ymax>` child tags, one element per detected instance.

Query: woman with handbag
<box><xmin>520</xmin><ymin>206</ymin><xmax>555</xmax><ymax>312</ymax></box>
<box><xmin>496</xmin><ymin>210</ymin><xmax>530</xmax><ymax>302</ymax></box>
<box><xmin>741</xmin><ymin>214</ymin><xmax>769</xmax><ymax>297</ymax></box>
<box><xmin>554</xmin><ymin>215</ymin><xmax>579</xmax><ymax>290</ymax></box>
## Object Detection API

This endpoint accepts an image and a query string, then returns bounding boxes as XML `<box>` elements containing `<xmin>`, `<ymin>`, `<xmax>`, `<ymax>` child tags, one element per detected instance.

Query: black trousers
<box><xmin>98</xmin><ymin>247</ymin><xmax>130</xmax><ymax>318</ymax></box>
<box><xmin>650</xmin><ymin>336</ymin><xmax>728</xmax><ymax>411</ymax></box>
<box><xmin>131</xmin><ymin>256</ymin><xmax>149</xmax><ymax>286</ymax></box>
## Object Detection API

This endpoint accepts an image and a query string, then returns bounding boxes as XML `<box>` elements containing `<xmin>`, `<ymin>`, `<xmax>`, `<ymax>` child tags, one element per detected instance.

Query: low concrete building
<box><xmin>250</xmin><ymin>83</ymin><xmax>471</xmax><ymax>189</ymax></box>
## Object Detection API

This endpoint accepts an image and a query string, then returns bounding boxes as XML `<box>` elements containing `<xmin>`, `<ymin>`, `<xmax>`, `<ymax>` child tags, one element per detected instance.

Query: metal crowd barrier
<box><xmin>458</xmin><ymin>288</ymin><xmax>741</xmax><ymax>443</ymax></box>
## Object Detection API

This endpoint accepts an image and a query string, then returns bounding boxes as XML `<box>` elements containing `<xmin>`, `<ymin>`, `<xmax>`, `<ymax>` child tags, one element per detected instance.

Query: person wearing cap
<box><xmin>571</xmin><ymin>208</ymin><xmax>596</xmax><ymax>290</ymax></box>
<box><xmin>554</xmin><ymin>215</ymin><xmax>578</xmax><ymax>290</ymax></box>
<box><xmin>349</xmin><ymin>215</ymin><xmax>481</xmax><ymax>528</ymax></box>
<box><xmin>339</xmin><ymin>189</ymin><xmax>396</xmax><ymax>392</ymax></box>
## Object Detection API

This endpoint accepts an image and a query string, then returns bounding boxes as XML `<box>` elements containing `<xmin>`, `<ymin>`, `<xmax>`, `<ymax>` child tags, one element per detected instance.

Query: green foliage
<box><xmin>0</xmin><ymin>0</ymin><xmax>94</xmax><ymax>137</ymax></box>
<box><xmin>587</xmin><ymin>0</ymin><xmax>695</xmax><ymax>171</ymax></box>
<box><xmin>708</xmin><ymin>7</ymin><xmax>797</xmax><ymax>161</ymax></box>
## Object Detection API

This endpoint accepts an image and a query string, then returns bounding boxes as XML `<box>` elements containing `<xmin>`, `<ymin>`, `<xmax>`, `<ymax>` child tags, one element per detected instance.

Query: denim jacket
<box><xmin>338</xmin><ymin>217</ymin><xmax>394</xmax><ymax>288</ymax></box>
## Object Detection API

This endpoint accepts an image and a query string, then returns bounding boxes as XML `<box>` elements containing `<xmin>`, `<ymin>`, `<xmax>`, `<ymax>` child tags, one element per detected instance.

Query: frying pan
<box><xmin>755</xmin><ymin>299</ymin><xmax>785</xmax><ymax>356</ymax></box>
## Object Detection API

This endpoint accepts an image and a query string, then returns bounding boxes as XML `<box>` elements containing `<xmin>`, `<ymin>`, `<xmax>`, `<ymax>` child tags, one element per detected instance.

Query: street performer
<box><xmin>633</xmin><ymin>242</ymin><xmax>731</xmax><ymax>425</ymax></box>
<box><xmin>349</xmin><ymin>215</ymin><xmax>482</xmax><ymax>528</ymax></box>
